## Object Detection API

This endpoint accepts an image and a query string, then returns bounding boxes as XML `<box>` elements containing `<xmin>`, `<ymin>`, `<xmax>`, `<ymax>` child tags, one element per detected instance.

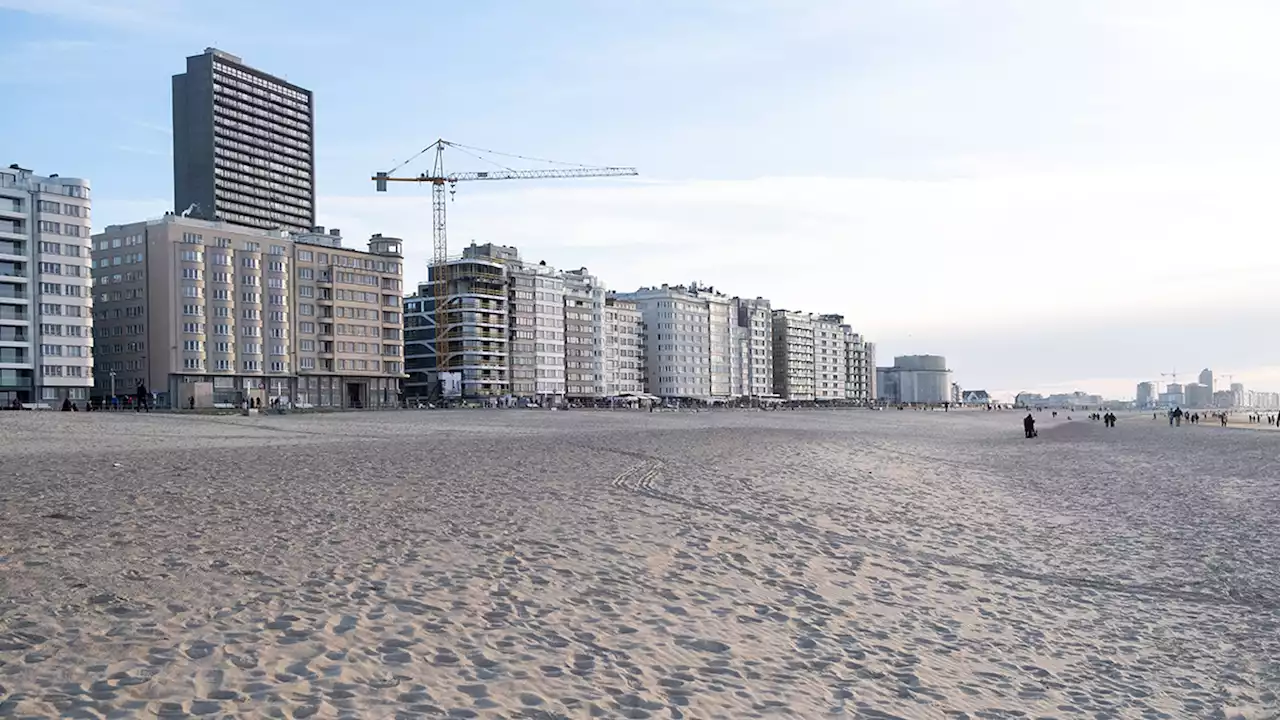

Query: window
<box><xmin>299</xmin><ymin>322</ymin><xmax>315</xmax><ymax>333</ymax></box>
<box><xmin>183</xmin><ymin>305</ymin><xmax>203</xmax><ymax>316</ymax></box>
<box><xmin>215</xmin><ymin>359</ymin><xmax>231</xmax><ymax>371</ymax></box>
<box><xmin>297</xmin><ymin>250</ymin><xmax>313</xmax><ymax>262</ymax></box>
<box><xmin>182</xmin><ymin>285</ymin><xmax>203</xmax><ymax>298</ymax></box>
<box><xmin>182</xmin><ymin>268</ymin><xmax>202</xmax><ymax>280</ymax></box>
<box><xmin>242</xmin><ymin>360</ymin><xmax>260</xmax><ymax>372</ymax></box>
<box><xmin>180</xmin><ymin>250</ymin><xmax>203</xmax><ymax>262</ymax></box>
<box><xmin>271</xmin><ymin>344</ymin><xmax>286</xmax><ymax>356</ymax></box>
<box><xmin>299</xmin><ymin>357</ymin><xmax>315</xmax><ymax>370</ymax></box>
<box><xmin>270</xmin><ymin>361</ymin><xmax>285</xmax><ymax>373</ymax></box>
<box><xmin>183</xmin><ymin>358</ymin><xmax>203</xmax><ymax>370</ymax></box>
<box><xmin>41</xmin><ymin>344</ymin><xmax>62</xmax><ymax>356</ymax></box>
<box><xmin>241</xmin><ymin>326</ymin><xmax>260</xmax><ymax>337</ymax></box>
<box><xmin>40</xmin><ymin>282</ymin><xmax>62</xmax><ymax>294</ymax></box>
<box><xmin>213</xmin><ymin>324</ymin><xmax>232</xmax><ymax>335</ymax></box>
<box><xmin>299</xmin><ymin>339</ymin><xmax>315</xmax><ymax>352</ymax></box>
<box><xmin>41</xmin><ymin>365</ymin><xmax>63</xmax><ymax>376</ymax></box>
<box><xmin>298</xmin><ymin>285</ymin><xmax>314</xmax><ymax>298</ymax></box>
<box><xmin>299</xmin><ymin>304</ymin><xmax>314</xmax><ymax>316</ymax></box>
<box><xmin>241</xmin><ymin>292</ymin><xmax>260</xmax><ymax>303</ymax></box>
<box><xmin>63</xmin><ymin>225</ymin><xmax>82</xmax><ymax>238</ymax></box>
<box><xmin>38</xmin><ymin>200</ymin><xmax>60</xmax><ymax>214</ymax></box>
<box><xmin>241</xmin><ymin>309</ymin><xmax>259</xmax><ymax>320</ymax></box>
<box><xmin>182</xmin><ymin>232</ymin><xmax>203</xmax><ymax>244</ymax></box>
<box><xmin>215</xmin><ymin>341</ymin><xmax>233</xmax><ymax>353</ymax></box>
<box><xmin>38</xmin><ymin>242</ymin><xmax>61</xmax><ymax>255</ymax></box>
<box><xmin>38</xmin><ymin>220</ymin><xmax>60</xmax><ymax>234</ymax></box>
<box><xmin>38</xmin><ymin>262</ymin><xmax>61</xmax><ymax>274</ymax></box>
<box><xmin>242</xmin><ymin>257</ymin><xmax>259</xmax><ymax>268</ymax></box>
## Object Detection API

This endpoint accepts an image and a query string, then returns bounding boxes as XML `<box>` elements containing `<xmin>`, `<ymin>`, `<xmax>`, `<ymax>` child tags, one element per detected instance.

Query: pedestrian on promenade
<box><xmin>135</xmin><ymin>382</ymin><xmax>150</xmax><ymax>413</ymax></box>
<box><xmin>1023</xmin><ymin>413</ymin><xmax>1037</xmax><ymax>438</ymax></box>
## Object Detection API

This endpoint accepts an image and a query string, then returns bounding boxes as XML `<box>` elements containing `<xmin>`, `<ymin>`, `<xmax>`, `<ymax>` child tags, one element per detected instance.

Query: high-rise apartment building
<box><xmin>1198</xmin><ymin>368</ymin><xmax>1213</xmax><ymax>395</ymax></box>
<box><xmin>403</xmin><ymin>252</ymin><xmax>510</xmax><ymax>400</ymax></box>
<box><xmin>732</xmin><ymin>297</ymin><xmax>774</xmax><ymax>400</ymax></box>
<box><xmin>843</xmin><ymin>330</ymin><xmax>874</xmax><ymax>404</ymax></box>
<box><xmin>91</xmin><ymin>216</ymin><xmax>403</xmax><ymax>408</ymax></box>
<box><xmin>814</xmin><ymin>314</ymin><xmax>848</xmax><ymax>401</ymax></box>
<box><xmin>604</xmin><ymin>295</ymin><xmax>645</xmax><ymax>396</ymax></box>
<box><xmin>701</xmin><ymin>292</ymin><xmax>733</xmax><ymax>399</ymax></box>
<box><xmin>0</xmin><ymin>165</ymin><xmax>94</xmax><ymax>406</ymax></box>
<box><xmin>564</xmin><ymin>268</ymin><xmax>605</xmax><ymax>400</ymax></box>
<box><xmin>771</xmin><ymin>310</ymin><xmax>816</xmax><ymax>401</ymax></box>
<box><xmin>618</xmin><ymin>284</ymin><xmax>717</xmax><ymax>400</ymax></box>
<box><xmin>173</xmin><ymin>48</ymin><xmax>315</xmax><ymax>233</ymax></box>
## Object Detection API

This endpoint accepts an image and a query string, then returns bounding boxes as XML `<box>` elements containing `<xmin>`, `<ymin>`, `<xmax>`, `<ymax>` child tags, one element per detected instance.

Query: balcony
<box><xmin>0</xmin><ymin>286</ymin><xmax>27</xmax><ymax>300</ymax></box>
<box><xmin>0</xmin><ymin>240</ymin><xmax>24</xmax><ymax>261</ymax></box>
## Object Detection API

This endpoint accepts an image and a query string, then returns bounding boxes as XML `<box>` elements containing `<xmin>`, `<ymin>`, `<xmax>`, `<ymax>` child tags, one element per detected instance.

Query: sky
<box><xmin>3</xmin><ymin>0</ymin><xmax>1280</xmax><ymax>400</ymax></box>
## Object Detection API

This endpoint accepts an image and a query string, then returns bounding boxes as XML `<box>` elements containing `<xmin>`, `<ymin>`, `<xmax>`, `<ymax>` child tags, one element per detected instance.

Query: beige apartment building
<box><xmin>91</xmin><ymin>215</ymin><xmax>404</xmax><ymax>409</ymax></box>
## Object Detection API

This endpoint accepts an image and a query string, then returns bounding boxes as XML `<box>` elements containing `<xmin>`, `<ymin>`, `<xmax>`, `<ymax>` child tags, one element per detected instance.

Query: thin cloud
<box><xmin>0</xmin><ymin>0</ymin><xmax>184</xmax><ymax>31</ymax></box>
<box><xmin>113</xmin><ymin>145</ymin><xmax>168</xmax><ymax>157</ymax></box>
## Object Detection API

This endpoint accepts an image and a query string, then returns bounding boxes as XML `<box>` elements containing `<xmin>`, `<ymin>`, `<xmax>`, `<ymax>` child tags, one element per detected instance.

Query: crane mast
<box><xmin>372</xmin><ymin>140</ymin><xmax>637</xmax><ymax>400</ymax></box>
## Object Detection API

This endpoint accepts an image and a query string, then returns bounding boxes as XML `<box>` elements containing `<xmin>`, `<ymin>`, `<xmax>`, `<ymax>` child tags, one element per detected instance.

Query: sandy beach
<box><xmin>1</xmin><ymin>409</ymin><xmax>1277</xmax><ymax>718</ymax></box>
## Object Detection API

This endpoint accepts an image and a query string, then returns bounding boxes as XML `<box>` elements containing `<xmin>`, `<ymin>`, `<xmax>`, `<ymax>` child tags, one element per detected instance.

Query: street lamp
<box><xmin>109</xmin><ymin>370</ymin><xmax>116</xmax><ymax>401</ymax></box>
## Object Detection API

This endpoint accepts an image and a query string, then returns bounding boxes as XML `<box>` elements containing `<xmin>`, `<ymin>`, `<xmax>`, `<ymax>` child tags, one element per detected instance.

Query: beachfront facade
<box><xmin>617</xmin><ymin>284</ymin><xmax>718</xmax><ymax>400</ymax></box>
<box><xmin>404</xmin><ymin>252</ymin><xmax>510</xmax><ymax>400</ymax></box>
<box><xmin>564</xmin><ymin>268</ymin><xmax>606</xmax><ymax>400</ymax></box>
<box><xmin>732</xmin><ymin>296</ymin><xmax>774</xmax><ymax>400</ymax></box>
<box><xmin>844</xmin><ymin>329</ymin><xmax>874</xmax><ymax>404</ymax></box>
<box><xmin>90</xmin><ymin>215</ymin><xmax>404</xmax><ymax>408</ymax></box>
<box><xmin>604</xmin><ymin>295</ymin><xmax>645</xmax><ymax>396</ymax></box>
<box><xmin>0</xmin><ymin>166</ymin><xmax>94</xmax><ymax>407</ymax></box>
<box><xmin>814</xmin><ymin>314</ymin><xmax>848</xmax><ymax>402</ymax></box>
<box><xmin>771</xmin><ymin>310</ymin><xmax>816</xmax><ymax>401</ymax></box>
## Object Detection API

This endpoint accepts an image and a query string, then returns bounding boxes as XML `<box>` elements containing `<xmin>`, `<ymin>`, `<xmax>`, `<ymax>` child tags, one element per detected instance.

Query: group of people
<box><xmin>1089</xmin><ymin>412</ymin><xmax>1118</xmax><ymax>427</ymax></box>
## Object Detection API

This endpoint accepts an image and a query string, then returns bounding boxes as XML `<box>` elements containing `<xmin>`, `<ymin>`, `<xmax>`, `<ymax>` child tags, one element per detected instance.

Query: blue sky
<box><xmin>4</xmin><ymin>0</ymin><xmax>1280</xmax><ymax>399</ymax></box>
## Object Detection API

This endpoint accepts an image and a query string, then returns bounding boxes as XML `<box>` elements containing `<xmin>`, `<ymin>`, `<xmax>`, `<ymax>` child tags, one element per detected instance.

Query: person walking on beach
<box><xmin>1023</xmin><ymin>412</ymin><xmax>1037</xmax><ymax>438</ymax></box>
<box><xmin>135</xmin><ymin>381</ymin><xmax>149</xmax><ymax>413</ymax></box>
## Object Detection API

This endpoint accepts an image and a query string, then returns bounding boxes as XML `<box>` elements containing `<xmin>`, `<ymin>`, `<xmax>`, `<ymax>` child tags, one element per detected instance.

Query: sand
<box><xmin>1</xmin><ymin>409</ymin><xmax>1278</xmax><ymax>718</ymax></box>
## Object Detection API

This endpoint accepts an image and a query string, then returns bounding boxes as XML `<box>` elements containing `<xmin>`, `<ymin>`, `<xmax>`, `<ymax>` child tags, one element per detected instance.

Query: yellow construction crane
<box><xmin>372</xmin><ymin>139</ymin><xmax>637</xmax><ymax>398</ymax></box>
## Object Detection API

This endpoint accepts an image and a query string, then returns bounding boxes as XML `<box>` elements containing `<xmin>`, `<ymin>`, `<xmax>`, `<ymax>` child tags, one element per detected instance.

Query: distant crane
<box><xmin>372</xmin><ymin>140</ymin><xmax>636</xmax><ymax>397</ymax></box>
<box><xmin>1161</xmin><ymin>369</ymin><xmax>1180</xmax><ymax>385</ymax></box>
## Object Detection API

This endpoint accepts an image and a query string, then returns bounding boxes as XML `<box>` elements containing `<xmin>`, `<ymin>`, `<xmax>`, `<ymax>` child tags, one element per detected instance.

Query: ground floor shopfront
<box><xmin>165</xmin><ymin>374</ymin><xmax>402</xmax><ymax>410</ymax></box>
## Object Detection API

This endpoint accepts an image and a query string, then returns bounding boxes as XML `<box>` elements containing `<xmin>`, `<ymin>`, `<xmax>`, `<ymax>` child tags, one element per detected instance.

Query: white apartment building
<box><xmin>91</xmin><ymin>216</ymin><xmax>404</xmax><ymax>409</ymax></box>
<box><xmin>474</xmin><ymin>248</ymin><xmax>567</xmax><ymax>401</ymax></box>
<box><xmin>771</xmin><ymin>310</ymin><xmax>815</xmax><ymax>401</ymax></box>
<box><xmin>564</xmin><ymin>268</ymin><xmax>606</xmax><ymax>399</ymax></box>
<box><xmin>618</xmin><ymin>284</ymin><xmax>719</xmax><ymax>400</ymax></box>
<box><xmin>604</xmin><ymin>295</ymin><xmax>645</xmax><ymax>395</ymax></box>
<box><xmin>706</xmin><ymin>292</ymin><xmax>734</xmax><ymax>399</ymax></box>
<box><xmin>0</xmin><ymin>165</ymin><xmax>93</xmax><ymax>407</ymax></box>
<box><xmin>813</xmin><ymin>314</ymin><xmax>848</xmax><ymax>401</ymax></box>
<box><xmin>732</xmin><ymin>297</ymin><xmax>774</xmax><ymax>399</ymax></box>
<box><xmin>843</xmin><ymin>330</ymin><xmax>875</xmax><ymax>404</ymax></box>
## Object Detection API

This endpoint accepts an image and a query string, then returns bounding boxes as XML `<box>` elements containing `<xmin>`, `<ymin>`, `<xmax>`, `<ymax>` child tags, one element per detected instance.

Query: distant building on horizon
<box><xmin>1198</xmin><ymin>368</ymin><xmax>1214</xmax><ymax>395</ymax></box>
<box><xmin>876</xmin><ymin>355</ymin><xmax>951</xmax><ymax>404</ymax></box>
<box><xmin>1136</xmin><ymin>381</ymin><xmax>1158</xmax><ymax>408</ymax></box>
